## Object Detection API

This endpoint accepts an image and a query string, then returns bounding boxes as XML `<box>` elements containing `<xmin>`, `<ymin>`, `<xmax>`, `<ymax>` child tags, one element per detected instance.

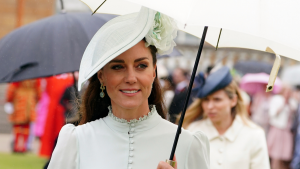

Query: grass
<box><xmin>0</xmin><ymin>153</ymin><xmax>47</xmax><ymax>169</ymax></box>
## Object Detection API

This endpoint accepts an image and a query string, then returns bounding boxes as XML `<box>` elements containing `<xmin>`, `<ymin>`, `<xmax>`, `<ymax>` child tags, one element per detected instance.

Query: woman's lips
<box><xmin>120</xmin><ymin>89</ymin><xmax>141</xmax><ymax>96</ymax></box>
<box><xmin>207</xmin><ymin>113</ymin><xmax>217</xmax><ymax>118</ymax></box>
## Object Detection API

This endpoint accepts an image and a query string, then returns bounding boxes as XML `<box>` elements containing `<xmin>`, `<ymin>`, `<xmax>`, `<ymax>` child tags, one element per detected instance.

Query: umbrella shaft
<box><xmin>169</xmin><ymin>26</ymin><xmax>208</xmax><ymax>160</ymax></box>
<box><xmin>60</xmin><ymin>0</ymin><xmax>64</xmax><ymax>10</ymax></box>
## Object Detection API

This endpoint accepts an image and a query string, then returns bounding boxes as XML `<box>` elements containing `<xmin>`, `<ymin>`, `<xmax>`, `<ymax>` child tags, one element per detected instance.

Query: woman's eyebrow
<box><xmin>134</xmin><ymin>57</ymin><xmax>149</xmax><ymax>62</ymax></box>
<box><xmin>109</xmin><ymin>57</ymin><xmax>149</xmax><ymax>63</ymax></box>
<box><xmin>109</xmin><ymin>59</ymin><xmax>124</xmax><ymax>63</ymax></box>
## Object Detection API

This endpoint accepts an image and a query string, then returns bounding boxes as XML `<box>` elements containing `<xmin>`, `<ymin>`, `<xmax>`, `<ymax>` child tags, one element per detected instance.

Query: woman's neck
<box><xmin>212</xmin><ymin>115</ymin><xmax>233</xmax><ymax>135</ymax></box>
<box><xmin>110</xmin><ymin>102</ymin><xmax>150</xmax><ymax>121</ymax></box>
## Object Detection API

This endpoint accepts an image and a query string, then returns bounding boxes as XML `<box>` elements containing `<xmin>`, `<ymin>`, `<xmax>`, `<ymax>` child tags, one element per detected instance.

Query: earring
<box><xmin>100</xmin><ymin>83</ymin><xmax>105</xmax><ymax>98</ymax></box>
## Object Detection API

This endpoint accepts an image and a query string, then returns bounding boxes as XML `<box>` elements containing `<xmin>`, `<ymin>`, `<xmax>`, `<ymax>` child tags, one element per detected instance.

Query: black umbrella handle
<box><xmin>169</xmin><ymin>26</ymin><xmax>208</xmax><ymax>161</ymax></box>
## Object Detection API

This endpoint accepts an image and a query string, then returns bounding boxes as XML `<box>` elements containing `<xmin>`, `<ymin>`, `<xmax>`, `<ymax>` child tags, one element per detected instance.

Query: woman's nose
<box><xmin>207</xmin><ymin>101</ymin><xmax>214</xmax><ymax>109</ymax></box>
<box><xmin>125</xmin><ymin>67</ymin><xmax>137</xmax><ymax>84</ymax></box>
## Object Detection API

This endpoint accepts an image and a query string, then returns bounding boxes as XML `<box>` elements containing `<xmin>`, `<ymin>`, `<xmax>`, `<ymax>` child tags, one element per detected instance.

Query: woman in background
<box><xmin>183</xmin><ymin>67</ymin><xmax>270</xmax><ymax>169</ymax></box>
<box><xmin>251</xmin><ymin>91</ymin><xmax>272</xmax><ymax>135</ymax></box>
<box><xmin>268</xmin><ymin>85</ymin><xmax>297</xmax><ymax>169</ymax></box>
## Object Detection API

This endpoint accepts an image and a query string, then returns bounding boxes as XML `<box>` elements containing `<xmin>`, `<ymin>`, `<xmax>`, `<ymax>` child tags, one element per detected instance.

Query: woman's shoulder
<box><xmin>61</xmin><ymin>119</ymin><xmax>104</xmax><ymax>136</ymax></box>
<box><xmin>48</xmin><ymin>124</ymin><xmax>79</xmax><ymax>169</ymax></box>
<box><xmin>60</xmin><ymin>123</ymin><xmax>77</xmax><ymax>136</ymax></box>
<box><xmin>241</xmin><ymin>119</ymin><xmax>266</xmax><ymax>137</ymax></box>
<box><xmin>187</xmin><ymin>119</ymin><xmax>207</xmax><ymax>131</ymax></box>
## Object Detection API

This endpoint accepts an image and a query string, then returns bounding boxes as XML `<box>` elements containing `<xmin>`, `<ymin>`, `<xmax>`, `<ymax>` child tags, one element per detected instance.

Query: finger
<box><xmin>173</xmin><ymin>155</ymin><xmax>178</xmax><ymax>169</ymax></box>
<box><xmin>157</xmin><ymin>161</ymin><xmax>172</xmax><ymax>169</ymax></box>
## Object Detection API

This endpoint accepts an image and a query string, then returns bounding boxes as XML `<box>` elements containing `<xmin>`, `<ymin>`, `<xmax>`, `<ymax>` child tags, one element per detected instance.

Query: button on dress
<box><xmin>48</xmin><ymin>106</ymin><xmax>210</xmax><ymax>169</ymax></box>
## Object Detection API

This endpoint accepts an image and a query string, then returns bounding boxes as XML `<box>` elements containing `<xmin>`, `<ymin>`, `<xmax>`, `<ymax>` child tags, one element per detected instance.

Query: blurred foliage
<box><xmin>0</xmin><ymin>153</ymin><xmax>47</xmax><ymax>169</ymax></box>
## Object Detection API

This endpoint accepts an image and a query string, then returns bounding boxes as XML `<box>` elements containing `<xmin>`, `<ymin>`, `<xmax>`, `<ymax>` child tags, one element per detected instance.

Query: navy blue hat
<box><xmin>197</xmin><ymin>67</ymin><xmax>232</xmax><ymax>98</ymax></box>
<box><xmin>194</xmin><ymin>72</ymin><xmax>205</xmax><ymax>88</ymax></box>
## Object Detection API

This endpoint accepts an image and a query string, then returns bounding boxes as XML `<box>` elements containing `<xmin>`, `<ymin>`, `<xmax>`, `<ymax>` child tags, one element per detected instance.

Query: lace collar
<box><xmin>107</xmin><ymin>105</ymin><xmax>156</xmax><ymax>124</ymax></box>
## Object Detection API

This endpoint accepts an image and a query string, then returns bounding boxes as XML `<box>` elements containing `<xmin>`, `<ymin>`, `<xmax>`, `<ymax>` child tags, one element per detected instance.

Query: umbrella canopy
<box><xmin>0</xmin><ymin>12</ymin><xmax>116</xmax><ymax>83</ymax></box>
<box><xmin>157</xmin><ymin>47</ymin><xmax>182</xmax><ymax>59</ymax></box>
<box><xmin>280</xmin><ymin>65</ymin><xmax>300</xmax><ymax>86</ymax></box>
<box><xmin>81</xmin><ymin>0</ymin><xmax>300</xmax><ymax>162</ymax></box>
<box><xmin>240</xmin><ymin>73</ymin><xmax>282</xmax><ymax>95</ymax></box>
<box><xmin>234</xmin><ymin>61</ymin><xmax>273</xmax><ymax>75</ymax></box>
<box><xmin>82</xmin><ymin>0</ymin><xmax>300</xmax><ymax>61</ymax></box>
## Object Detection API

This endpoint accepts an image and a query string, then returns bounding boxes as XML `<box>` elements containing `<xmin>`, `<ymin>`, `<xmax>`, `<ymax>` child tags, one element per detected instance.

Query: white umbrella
<box><xmin>82</xmin><ymin>0</ymin><xmax>300</xmax><ymax>61</ymax></box>
<box><xmin>79</xmin><ymin>0</ymin><xmax>300</xmax><ymax>164</ymax></box>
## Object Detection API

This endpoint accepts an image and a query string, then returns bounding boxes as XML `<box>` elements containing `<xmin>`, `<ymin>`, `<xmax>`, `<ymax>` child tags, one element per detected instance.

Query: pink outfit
<box><xmin>34</xmin><ymin>92</ymin><xmax>50</xmax><ymax>137</ymax></box>
<box><xmin>267</xmin><ymin>125</ymin><xmax>293</xmax><ymax>160</ymax></box>
<box><xmin>267</xmin><ymin>95</ymin><xmax>294</xmax><ymax>161</ymax></box>
<box><xmin>251</xmin><ymin>92</ymin><xmax>270</xmax><ymax>135</ymax></box>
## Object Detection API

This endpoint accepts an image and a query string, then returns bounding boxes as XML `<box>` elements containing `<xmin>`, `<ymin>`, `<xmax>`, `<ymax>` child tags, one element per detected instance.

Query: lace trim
<box><xmin>108</xmin><ymin>105</ymin><xmax>156</xmax><ymax>124</ymax></box>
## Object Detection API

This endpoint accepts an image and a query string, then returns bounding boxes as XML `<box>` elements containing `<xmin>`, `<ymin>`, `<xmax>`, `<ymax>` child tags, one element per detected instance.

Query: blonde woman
<box><xmin>182</xmin><ymin>67</ymin><xmax>270</xmax><ymax>169</ymax></box>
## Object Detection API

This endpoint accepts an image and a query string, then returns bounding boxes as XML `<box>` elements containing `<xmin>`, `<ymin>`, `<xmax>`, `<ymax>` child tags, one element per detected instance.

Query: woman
<box><xmin>250</xmin><ymin>91</ymin><xmax>272</xmax><ymax>136</ymax></box>
<box><xmin>183</xmin><ymin>67</ymin><xmax>270</xmax><ymax>169</ymax></box>
<box><xmin>268</xmin><ymin>85</ymin><xmax>297</xmax><ymax>169</ymax></box>
<box><xmin>48</xmin><ymin>7</ymin><xmax>209</xmax><ymax>169</ymax></box>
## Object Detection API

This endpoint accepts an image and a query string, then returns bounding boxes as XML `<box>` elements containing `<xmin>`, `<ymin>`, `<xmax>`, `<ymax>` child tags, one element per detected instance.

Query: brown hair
<box><xmin>180</xmin><ymin>81</ymin><xmax>249</xmax><ymax>129</ymax></box>
<box><xmin>78</xmin><ymin>40</ymin><xmax>166</xmax><ymax>125</ymax></box>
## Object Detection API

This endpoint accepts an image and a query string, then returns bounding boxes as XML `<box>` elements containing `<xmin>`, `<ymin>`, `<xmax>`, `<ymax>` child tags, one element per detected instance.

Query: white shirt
<box><xmin>188</xmin><ymin>116</ymin><xmax>270</xmax><ymax>169</ymax></box>
<box><xmin>175</xmin><ymin>81</ymin><xmax>188</xmax><ymax>93</ymax></box>
<box><xmin>269</xmin><ymin>95</ymin><xmax>297</xmax><ymax>129</ymax></box>
<box><xmin>48</xmin><ymin>106</ymin><xmax>210</xmax><ymax>169</ymax></box>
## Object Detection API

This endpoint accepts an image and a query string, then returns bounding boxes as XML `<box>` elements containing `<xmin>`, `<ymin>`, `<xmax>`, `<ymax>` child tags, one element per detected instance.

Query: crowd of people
<box><xmin>159</xmin><ymin>65</ymin><xmax>300</xmax><ymax>169</ymax></box>
<box><xmin>4</xmin><ymin>62</ymin><xmax>300</xmax><ymax>169</ymax></box>
<box><xmin>4</xmin><ymin>64</ymin><xmax>300</xmax><ymax>169</ymax></box>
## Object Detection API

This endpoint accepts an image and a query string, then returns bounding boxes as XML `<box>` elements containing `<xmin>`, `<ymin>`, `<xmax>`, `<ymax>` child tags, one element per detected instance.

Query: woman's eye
<box><xmin>214</xmin><ymin>98</ymin><xmax>221</xmax><ymax>102</ymax></box>
<box><xmin>202</xmin><ymin>97</ymin><xmax>208</xmax><ymax>101</ymax></box>
<box><xmin>137</xmin><ymin>64</ymin><xmax>148</xmax><ymax>69</ymax></box>
<box><xmin>111</xmin><ymin>65</ymin><xmax>124</xmax><ymax>70</ymax></box>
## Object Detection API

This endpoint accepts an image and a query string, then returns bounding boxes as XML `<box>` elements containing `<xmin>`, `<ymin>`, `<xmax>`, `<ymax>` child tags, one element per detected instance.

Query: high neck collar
<box><xmin>102</xmin><ymin>105</ymin><xmax>162</xmax><ymax>133</ymax></box>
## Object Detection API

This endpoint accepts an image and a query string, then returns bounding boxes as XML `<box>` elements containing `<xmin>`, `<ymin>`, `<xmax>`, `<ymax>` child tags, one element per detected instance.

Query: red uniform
<box><xmin>6</xmin><ymin>79</ymin><xmax>41</xmax><ymax>152</ymax></box>
<box><xmin>39</xmin><ymin>74</ymin><xmax>74</xmax><ymax>158</ymax></box>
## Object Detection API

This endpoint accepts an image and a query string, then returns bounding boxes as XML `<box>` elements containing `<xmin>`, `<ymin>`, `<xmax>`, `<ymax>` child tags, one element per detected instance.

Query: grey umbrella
<box><xmin>0</xmin><ymin>12</ymin><xmax>116</xmax><ymax>83</ymax></box>
<box><xmin>233</xmin><ymin>60</ymin><xmax>275</xmax><ymax>75</ymax></box>
<box><xmin>157</xmin><ymin>48</ymin><xmax>182</xmax><ymax>59</ymax></box>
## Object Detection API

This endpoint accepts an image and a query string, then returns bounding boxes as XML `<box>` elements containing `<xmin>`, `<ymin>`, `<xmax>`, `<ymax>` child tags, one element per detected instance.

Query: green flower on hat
<box><xmin>145</xmin><ymin>12</ymin><xmax>178</xmax><ymax>55</ymax></box>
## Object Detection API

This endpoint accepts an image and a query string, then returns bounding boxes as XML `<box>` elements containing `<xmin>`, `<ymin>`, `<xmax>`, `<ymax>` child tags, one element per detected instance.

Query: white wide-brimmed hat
<box><xmin>78</xmin><ymin>7</ymin><xmax>177</xmax><ymax>91</ymax></box>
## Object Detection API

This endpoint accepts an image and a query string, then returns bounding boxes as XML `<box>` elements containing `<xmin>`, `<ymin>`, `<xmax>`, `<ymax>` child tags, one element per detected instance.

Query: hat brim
<box><xmin>78</xmin><ymin>7</ymin><xmax>156</xmax><ymax>91</ymax></box>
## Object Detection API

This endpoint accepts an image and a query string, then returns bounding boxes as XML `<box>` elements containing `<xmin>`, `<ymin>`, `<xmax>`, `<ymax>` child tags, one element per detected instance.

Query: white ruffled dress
<box><xmin>47</xmin><ymin>106</ymin><xmax>210</xmax><ymax>169</ymax></box>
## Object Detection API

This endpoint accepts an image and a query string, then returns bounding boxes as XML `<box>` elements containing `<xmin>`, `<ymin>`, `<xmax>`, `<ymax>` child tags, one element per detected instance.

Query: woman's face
<box><xmin>98</xmin><ymin>41</ymin><xmax>156</xmax><ymax>110</ymax></box>
<box><xmin>201</xmin><ymin>89</ymin><xmax>237</xmax><ymax>124</ymax></box>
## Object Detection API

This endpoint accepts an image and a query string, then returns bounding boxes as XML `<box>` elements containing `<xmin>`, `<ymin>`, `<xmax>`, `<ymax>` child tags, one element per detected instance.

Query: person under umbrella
<box><xmin>47</xmin><ymin>7</ymin><xmax>209</xmax><ymax>169</ymax></box>
<box><xmin>168</xmin><ymin>68</ymin><xmax>189</xmax><ymax>123</ymax></box>
<box><xmin>182</xmin><ymin>67</ymin><xmax>270</xmax><ymax>169</ymax></box>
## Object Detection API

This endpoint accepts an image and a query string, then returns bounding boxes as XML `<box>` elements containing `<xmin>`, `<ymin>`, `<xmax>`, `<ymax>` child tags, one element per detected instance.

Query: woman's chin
<box><xmin>116</xmin><ymin>101</ymin><xmax>144</xmax><ymax>110</ymax></box>
<box><xmin>208</xmin><ymin>115</ymin><xmax>220</xmax><ymax>123</ymax></box>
